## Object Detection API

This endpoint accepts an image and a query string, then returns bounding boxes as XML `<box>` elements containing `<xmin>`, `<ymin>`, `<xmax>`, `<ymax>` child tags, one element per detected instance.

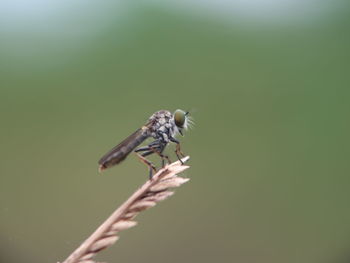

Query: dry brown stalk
<box><xmin>60</xmin><ymin>156</ymin><xmax>190</xmax><ymax>263</ymax></box>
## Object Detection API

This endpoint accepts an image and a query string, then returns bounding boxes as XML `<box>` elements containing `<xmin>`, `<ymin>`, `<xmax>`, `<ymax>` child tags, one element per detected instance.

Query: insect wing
<box><xmin>98</xmin><ymin>127</ymin><xmax>149</xmax><ymax>171</ymax></box>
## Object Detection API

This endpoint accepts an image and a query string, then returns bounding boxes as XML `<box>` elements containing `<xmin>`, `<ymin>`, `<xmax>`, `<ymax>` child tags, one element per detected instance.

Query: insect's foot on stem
<box><xmin>175</xmin><ymin>151</ymin><xmax>184</xmax><ymax>165</ymax></box>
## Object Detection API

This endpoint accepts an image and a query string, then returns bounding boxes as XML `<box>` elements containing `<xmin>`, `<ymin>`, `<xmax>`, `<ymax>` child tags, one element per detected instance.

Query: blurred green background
<box><xmin>1</xmin><ymin>1</ymin><xmax>350</xmax><ymax>263</ymax></box>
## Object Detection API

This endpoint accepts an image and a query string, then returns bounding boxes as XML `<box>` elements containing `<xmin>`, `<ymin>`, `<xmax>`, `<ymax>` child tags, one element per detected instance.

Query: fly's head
<box><xmin>173</xmin><ymin>109</ymin><xmax>193</xmax><ymax>136</ymax></box>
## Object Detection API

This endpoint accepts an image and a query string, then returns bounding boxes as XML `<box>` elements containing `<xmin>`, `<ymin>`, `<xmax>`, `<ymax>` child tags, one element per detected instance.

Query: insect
<box><xmin>98</xmin><ymin>109</ymin><xmax>192</xmax><ymax>178</ymax></box>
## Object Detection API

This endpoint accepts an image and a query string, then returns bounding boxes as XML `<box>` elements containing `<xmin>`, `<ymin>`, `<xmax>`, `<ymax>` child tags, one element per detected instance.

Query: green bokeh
<box><xmin>1</xmin><ymin>3</ymin><xmax>350</xmax><ymax>263</ymax></box>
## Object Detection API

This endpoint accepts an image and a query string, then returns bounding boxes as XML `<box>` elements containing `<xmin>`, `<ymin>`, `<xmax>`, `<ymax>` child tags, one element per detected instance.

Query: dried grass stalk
<box><xmin>60</xmin><ymin>156</ymin><xmax>190</xmax><ymax>263</ymax></box>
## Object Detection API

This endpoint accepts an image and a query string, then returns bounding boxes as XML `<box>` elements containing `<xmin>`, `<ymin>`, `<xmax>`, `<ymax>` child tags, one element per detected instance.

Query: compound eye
<box><xmin>174</xmin><ymin>109</ymin><xmax>186</xmax><ymax>128</ymax></box>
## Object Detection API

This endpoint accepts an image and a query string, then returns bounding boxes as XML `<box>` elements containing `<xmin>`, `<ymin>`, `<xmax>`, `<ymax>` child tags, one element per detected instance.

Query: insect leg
<box><xmin>135</xmin><ymin>140</ymin><xmax>171</xmax><ymax>169</ymax></box>
<box><xmin>169</xmin><ymin>137</ymin><xmax>185</xmax><ymax>164</ymax></box>
<box><xmin>148</xmin><ymin>142</ymin><xmax>171</xmax><ymax>168</ymax></box>
<box><xmin>135</xmin><ymin>152</ymin><xmax>157</xmax><ymax>179</ymax></box>
<box><xmin>140</xmin><ymin>150</ymin><xmax>155</xmax><ymax>157</ymax></box>
<box><xmin>158</xmin><ymin>145</ymin><xmax>171</xmax><ymax>167</ymax></box>
<box><xmin>134</xmin><ymin>146</ymin><xmax>152</xmax><ymax>152</ymax></box>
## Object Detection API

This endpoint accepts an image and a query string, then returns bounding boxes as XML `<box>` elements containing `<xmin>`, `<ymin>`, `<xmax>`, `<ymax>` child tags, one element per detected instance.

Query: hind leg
<box><xmin>135</xmin><ymin>152</ymin><xmax>157</xmax><ymax>179</ymax></box>
<box><xmin>136</xmin><ymin>141</ymin><xmax>171</xmax><ymax>168</ymax></box>
<box><xmin>149</xmin><ymin>144</ymin><xmax>171</xmax><ymax>168</ymax></box>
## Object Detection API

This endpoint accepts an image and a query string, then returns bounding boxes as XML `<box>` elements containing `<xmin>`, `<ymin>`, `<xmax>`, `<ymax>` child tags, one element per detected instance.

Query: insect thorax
<box><xmin>148</xmin><ymin>110</ymin><xmax>177</xmax><ymax>142</ymax></box>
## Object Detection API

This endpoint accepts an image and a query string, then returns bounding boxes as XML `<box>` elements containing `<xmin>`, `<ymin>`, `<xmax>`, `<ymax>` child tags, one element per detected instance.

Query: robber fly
<box><xmin>98</xmin><ymin>109</ymin><xmax>192</xmax><ymax>178</ymax></box>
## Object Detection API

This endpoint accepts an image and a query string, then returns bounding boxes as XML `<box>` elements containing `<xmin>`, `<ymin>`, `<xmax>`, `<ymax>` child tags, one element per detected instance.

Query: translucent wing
<box><xmin>98</xmin><ymin>126</ymin><xmax>150</xmax><ymax>171</ymax></box>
